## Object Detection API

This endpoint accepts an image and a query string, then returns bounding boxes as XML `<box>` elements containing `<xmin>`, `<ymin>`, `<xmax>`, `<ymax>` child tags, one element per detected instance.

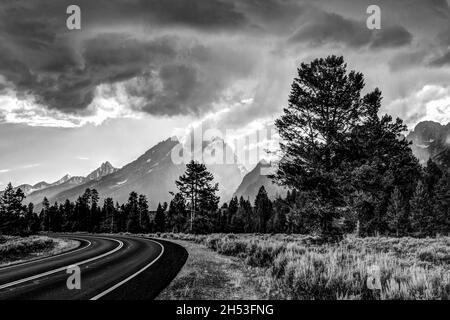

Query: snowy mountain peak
<box><xmin>54</xmin><ymin>174</ymin><xmax>72</xmax><ymax>185</ymax></box>
<box><xmin>86</xmin><ymin>161</ymin><xmax>118</xmax><ymax>181</ymax></box>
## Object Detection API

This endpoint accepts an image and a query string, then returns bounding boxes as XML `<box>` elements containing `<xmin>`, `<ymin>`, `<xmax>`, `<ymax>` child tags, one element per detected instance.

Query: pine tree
<box><xmin>62</xmin><ymin>199</ymin><xmax>74</xmax><ymax>232</ymax></box>
<box><xmin>48</xmin><ymin>202</ymin><xmax>60</xmax><ymax>232</ymax></box>
<box><xmin>0</xmin><ymin>183</ymin><xmax>27</xmax><ymax>235</ymax></box>
<box><xmin>167</xmin><ymin>193</ymin><xmax>187</xmax><ymax>232</ymax></box>
<box><xmin>154</xmin><ymin>203</ymin><xmax>166</xmax><ymax>232</ymax></box>
<box><xmin>386</xmin><ymin>188</ymin><xmax>406</xmax><ymax>237</ymax></box>
<box><xmin>410</xmin><ymin>181</ymin><xmax>434</xmax><ymax>236</ymax></box>
<box><xmin>274</xmin><ymin>56</ymin><xmax>368</xmax><ymax>240</ymax></box>
<box><xmin>25</xmin><ymin>202</ymin><xmax>39</xmax><ymax>234</ymax></box>
<box><xmin>138</xmin><ymin>195</ymin><xmax>150</xmax><ymax>232</ymax></box>
<box><xmin>101</xmin><ymin>198</ymin><xmax>116</xmax><ymax>233</ymax></box>
<box><xmin>254</xmin><ymin>186</ymin><xmax>272</xmax><ymax>233</ymax></box>
<box><xmin>424</xmin><ymin>158</ymin><xmax>442</xmax><ymax>194</ymax></box>
<box><xmin>40</xmin><ymin>197</ymin><xmax>51</xmax><ymax>232</ymax></box>
<box><xmin>227</xmin><ymin>196</ymin><xmax>239</xmax><ymax>232</ymax></box>
<box><xmin>90</xmin><ymin>189</ymin><xmax>100</xmax><ymax>232</ymax></box>
<box><xmin>346</xmin><ymin>89</ymin><xmax>420</xmax><ymax>236</ymax></box>
<box><xmin>125</xmin><ymin>192</ymin><xmax>140</xmax><ymax>233</ymax></box>
<box><xmin>176</xmin><ymin>160</ymin><xmax>219</xmax><ymax>233</ymax></box>
<box><xmin>433</xmin><ymin>173</ymin><xmax>450</xmax><ymax>235</ymax></box>
<box><xmin>270</xmin><ymin>197</ymin><xmax>287</xmax><ymax>233</ymax></box>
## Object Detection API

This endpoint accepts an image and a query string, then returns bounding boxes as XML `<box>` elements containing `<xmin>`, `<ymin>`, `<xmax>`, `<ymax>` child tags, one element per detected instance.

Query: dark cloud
<box><xmin>0</xmin><ymin>32</ymin><xmax>182</xmax><ymax>114</ymax></box>
<box><xmin>430</xmin><ymin>51</ymin><xmax>450</xmax><ymax>67</ymax></box>
<box><xmin>289</xmin><ymin>10</ymin><xmax>412</xmax><ymax>49</ymax></box>
<box><xmin>371</xmin><ymin>26</ymin><xmax>413</xmax><ymax>49</ymax></box>
<box><xmin>0</xmin><ymin>0</ymin><xmax>260</xmax><ymax>116</ymax></box>
<box><xmin>389</xmin><ymin>50</ymin><xmax>428</xmax><ymax>71</ymax></box>
<box><xmin>121</xmin><ymin>42</ymin><xmax>256</xmax><ymax>116</ymax></box>
<box><xmin>289</xmin><ymin>11</ymin><xmax>370</xmax><ymax>47</ymax></box>
<box><xmin>0</xmin><ymin>0</ymin><xmax>444</xmax><ymax>122</ymax></box>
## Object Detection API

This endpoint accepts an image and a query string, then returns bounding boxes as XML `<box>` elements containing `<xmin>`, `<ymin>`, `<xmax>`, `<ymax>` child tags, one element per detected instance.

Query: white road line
<box><xmin>90</xmin><ymin>237</ymin><xmax>165</xmax><ymax>300</ymax></box>
<box><xmin>0</xmin><ymin>238</ymin><xmax>92</xmax><ymax>271</ymax></box>
<box><xmin>0</xmin><ymin>237</ymin><xmax>124</xmax><ymax>291</ymax></box>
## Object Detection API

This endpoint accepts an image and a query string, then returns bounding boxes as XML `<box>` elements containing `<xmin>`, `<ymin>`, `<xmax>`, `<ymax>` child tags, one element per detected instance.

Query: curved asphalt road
<box><xmin>0</xmin><ymin>234</ymin><xmax>188</xmax><ymax>300</ymax></box>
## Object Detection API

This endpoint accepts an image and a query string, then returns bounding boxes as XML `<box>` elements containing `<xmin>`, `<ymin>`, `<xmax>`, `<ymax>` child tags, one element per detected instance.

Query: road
<box><xmin>0</xmin><ymin>234</ymin><xmax>188</xmax><ymax>300</ymax></box>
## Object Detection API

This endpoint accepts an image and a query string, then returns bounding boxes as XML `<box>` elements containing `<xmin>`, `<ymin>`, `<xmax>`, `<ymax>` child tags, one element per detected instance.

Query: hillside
<box><xmin>233</xmin><ymin>160</ymin><xmax>286</xmax><ymax>202</ymax></box>
<box><xmin>407</xmin><ymin>121</ymin><xmax>450</xmax><ymax>166</ymax></box>
<box><xmin>28</xmin><ymin>138</ymin><xmax>244</xmax><ymax>210</ymax></box>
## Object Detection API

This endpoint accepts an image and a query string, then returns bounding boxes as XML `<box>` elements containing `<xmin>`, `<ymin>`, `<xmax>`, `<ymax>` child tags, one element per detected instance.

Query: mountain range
<box><xmin>234</xmin><ymin>160</ymin><xmax>287</xmax><ymax>202</ymax></box>
<box><xmin>406</xmin><ymin>120</ymin><xmax>450</xmax><ymax>166</ymax></box>
<box><xmin>9</xmin><ymin>120</ymin><xmax>448</xmax><ymax>211</ymax></box>
<box><xmin>19</xmin><ymin>138</ymin><xmax>251</xmax><ymax>210</ymax></box>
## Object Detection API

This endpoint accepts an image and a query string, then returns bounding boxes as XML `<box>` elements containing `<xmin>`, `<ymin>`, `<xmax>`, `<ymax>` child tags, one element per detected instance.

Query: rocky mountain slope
<box><xmin>233</xmin><ymin>160</ymin><xmax>287</xmax><ymax>202</ymax></box>
<box><xmin>407</xmin><ymin>121</ymin><xmax>450</xmax><ymax>166</ymax></box>
<box><xmin>26</xmin><ymin>138</ymin><xmax>244</xmax><ymax>210</ymax></box>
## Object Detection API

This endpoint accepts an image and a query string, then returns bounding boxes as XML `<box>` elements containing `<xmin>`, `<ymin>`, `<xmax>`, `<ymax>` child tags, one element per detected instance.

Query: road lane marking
<box><xmin>90</xmin><ymin>237</ymin><xmax>165</xmax><ymax>300</ymax></box>
<box><xmin>0</xmin><ymin>237</ymin><xmax>124</xmax><ymax>291</ymax></box>
<box><xmin>0</xmin><ymin>238</ymin><xmax>92</xmax><ymax>271</ymax></box>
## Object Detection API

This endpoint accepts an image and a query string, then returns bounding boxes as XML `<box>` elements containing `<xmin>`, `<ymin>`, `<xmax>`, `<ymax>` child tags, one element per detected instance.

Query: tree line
<box><xmin>1</xmin><ymin>55</ymin><xmax>450</xmax><ymax>239</ymax></box>
<box><xmin>2</xmin><ymin>156</ymin><xmax>449</xmax><ymax>238</ymax></box>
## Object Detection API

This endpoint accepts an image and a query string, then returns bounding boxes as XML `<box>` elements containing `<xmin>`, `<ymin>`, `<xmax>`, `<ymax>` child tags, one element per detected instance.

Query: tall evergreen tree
<box><xmin>424</xmin><ymin>158</ymin><xmax>443</xmax><ymax>194</ymax></box>
<box><xmin>40</xmin><ymin>197</ymin><xmax>51</xmax><ymax>232</ymax></box>
<box><xmin>154</xmin><ymin>203</ymin><xmax>166</xmax><ymax>232</ymax></box>
<box><xmin>345</xmin><ymin>89</ymin><xmax>421</xmax><ymax>236</ymax></box>
<box><xmin>90</xmin><ymin>189</ymin><xmax>100</xmax><ymax>232</ymax></box>
<box><xmin>433</xmin><ymin>173</ymin><xmax>450</xmax><ymax>235</ymax></box>
<box><xmin>254</xmin><ymin>186</ymin><xmax>272</xmax><ymax>233</ymax></box>
<box><xmin>125</xmin><ymin>192</ymin><xmax>140</xmax><ymax>233</ymax></box>
<box><xmin>274</xmin><ymin>56</ymin><xmax>368</xmax><ymax>240</ymax></box>
<box><xmin>176</xmin><ymin>160</ymin><xmax>219</xmax><ymax>232</ymax></box>
<box><xmin>410</xmin><ymin>181</ymin><xmax>435</xmax><ymax>236</ymax></box>
<box><xmin>0</xmin><ymin>183</ymin><xmax>26</xmax><ymax>235</ymax></box>
<box><xmin>101</xmin><ymin>198</ymin><xmax>117</xmax><ymax>233</ymax></box>
<box><xmin>270</xmin><ymin>197</ymin><xmax>287</xmax><ymax>233</ymax></box>
<box><xmin>167</xmin><ymin>193</ymin><xmax>187</xmax><ymax>232</ymax></box>
<box><xmin>138</xmin><ymin>195</ymin><xmax>150</xmax><ymax>232</ymax></box>
<box><xmin>227</xmin><ymin>196</ymin><xmax>239</xmax><ymax>232</ymax></box>
<box><xmin>386</xmin><ymin>188</ymin><xmax>406</xmax><ymax>237</ymax></box>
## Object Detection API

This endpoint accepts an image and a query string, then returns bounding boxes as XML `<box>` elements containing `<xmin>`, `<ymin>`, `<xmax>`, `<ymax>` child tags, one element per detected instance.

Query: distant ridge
<box><xmin>234</xmin><ymin>160</ymin><xmax>287</xmax><ymax>202</ymax></box>
<box><xmin>25</xmin><ymin>137</ymin><xmax>244</xmax><ymax>210</ymax></box>
<box><xmin>407</xmin><ymin>120</ymin><xmax>450</xmax><ymax>167</ymax></box>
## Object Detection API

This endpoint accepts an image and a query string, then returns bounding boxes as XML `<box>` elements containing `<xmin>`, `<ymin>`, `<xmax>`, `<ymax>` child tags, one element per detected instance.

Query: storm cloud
<box><xmin>0</xmin><ymin>0</ymin><xmax>448</xmax><ymax>124</ymax></box>
<box><xmin>289</xmin><ymin>10</ymin><xmax>412</xmax><ymax>49</ymax></box>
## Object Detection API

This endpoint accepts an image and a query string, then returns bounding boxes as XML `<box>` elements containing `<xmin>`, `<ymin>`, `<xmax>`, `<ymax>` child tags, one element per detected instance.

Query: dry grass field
<box><xmin>152</xmin><ymin>233</ymin><xmax>450</xmax><ymax>300</ymax></box>
<box><xmin>0</xmin><ymin>235</ymin><xmax>79</xmax><ymax>266</ymax></box>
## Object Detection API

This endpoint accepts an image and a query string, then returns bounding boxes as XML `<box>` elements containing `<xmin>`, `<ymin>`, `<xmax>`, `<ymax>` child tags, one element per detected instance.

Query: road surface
<box><xmin>0</xmin><ymin>234</ymin><xmax>188</xmax><ymax>300</ymax></box>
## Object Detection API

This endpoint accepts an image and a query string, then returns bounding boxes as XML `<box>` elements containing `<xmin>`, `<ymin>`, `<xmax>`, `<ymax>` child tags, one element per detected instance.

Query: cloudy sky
<box><xmin>0</xmin><ymin>0</ymin><xmax>449</xmax><ymax>186</ymax></box>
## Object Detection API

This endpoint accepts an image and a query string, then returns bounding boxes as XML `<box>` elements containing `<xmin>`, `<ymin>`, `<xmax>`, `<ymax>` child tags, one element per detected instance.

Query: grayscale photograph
<box><xmin>0</xmin><ymin>0</ymin><xmax>449</xmax><ymax>314</ymax></box>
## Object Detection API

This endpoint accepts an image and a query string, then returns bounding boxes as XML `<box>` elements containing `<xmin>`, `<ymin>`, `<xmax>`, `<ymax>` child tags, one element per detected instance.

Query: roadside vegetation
<box><xmin>153</xmin><ymin>233</ymin><xmax>450</xmax><ymax>300</ymax></box>
<box><xmin>155</xmin><ymin>237</ymin><xmax>267</xmax><ymax>300</ymax></box>
<box><xmin>0</xmin><ymin>235</ymin><xmax>79</xmax><ymax>266</ymax></box>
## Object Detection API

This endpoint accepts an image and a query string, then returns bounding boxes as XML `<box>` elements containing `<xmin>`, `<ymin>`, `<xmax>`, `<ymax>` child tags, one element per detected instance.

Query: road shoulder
<box><xmin>156</xmin><ymin>239</ymin><xmax>267</xmax><ymax>300</ymax></box>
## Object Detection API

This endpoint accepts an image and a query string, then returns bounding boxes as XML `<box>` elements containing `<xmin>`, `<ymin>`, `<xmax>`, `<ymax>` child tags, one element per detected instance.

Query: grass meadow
<box><xmin>0</xmin><ymin>235</ymin><xmax>78</xmax><ymax>266</ymax></box>
<box><xmin>153</xmin><ymin>233</ymin><xmax>450</xmax><ymax>300</ymax></box>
